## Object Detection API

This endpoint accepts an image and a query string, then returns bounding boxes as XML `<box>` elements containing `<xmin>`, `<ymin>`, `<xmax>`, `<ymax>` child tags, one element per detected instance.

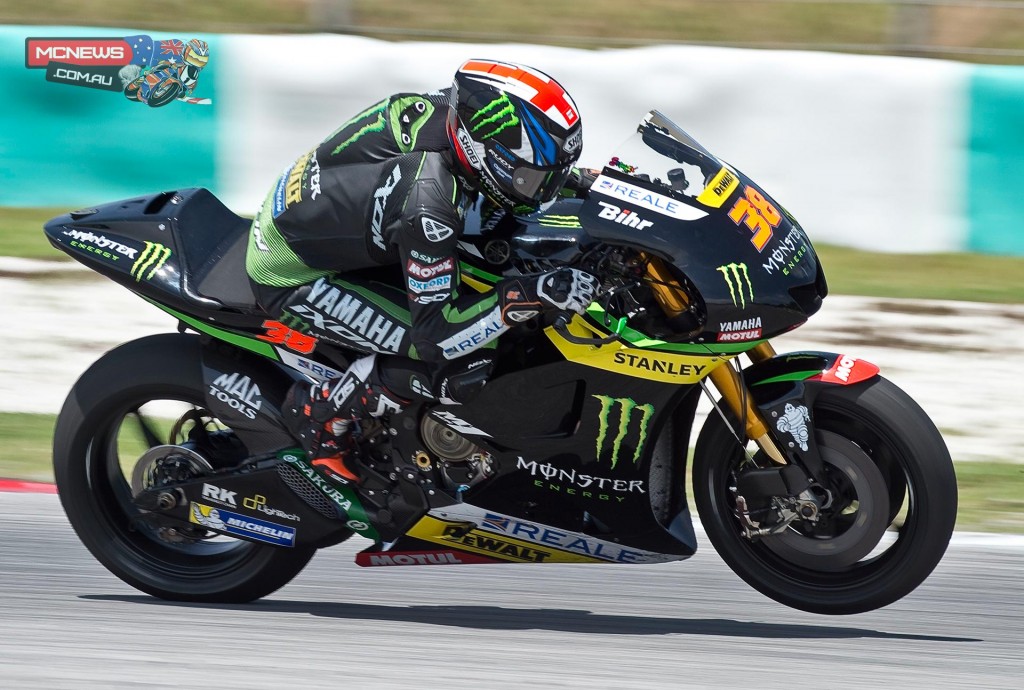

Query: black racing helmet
<box><xmin>447</xmin><ymin>59</ymin><xmax>583</xmax><ymax>210</ymax></box>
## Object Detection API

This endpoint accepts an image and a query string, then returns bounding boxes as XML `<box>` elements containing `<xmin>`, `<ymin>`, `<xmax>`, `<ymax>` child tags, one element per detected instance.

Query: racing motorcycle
<box><xmin>46</xmin><ymin>111</ymin><xmax>957</xmax><ymax>615</ymax></box>
<box><xmin>123</xmin><ymin>61</ymin><xmax>184</xmax><ymax>107</ymax></box>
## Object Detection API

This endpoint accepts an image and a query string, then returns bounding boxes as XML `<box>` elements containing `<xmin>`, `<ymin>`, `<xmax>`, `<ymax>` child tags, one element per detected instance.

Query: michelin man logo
<box><xmin>191</xmin><ymin>503</ymin><xmax>226</xmax><ymax>530</ymax></box>
<box><xmin>776</xmin><ymin>403</ymin><xmax>811</xmax><ymax>451</ymax></box>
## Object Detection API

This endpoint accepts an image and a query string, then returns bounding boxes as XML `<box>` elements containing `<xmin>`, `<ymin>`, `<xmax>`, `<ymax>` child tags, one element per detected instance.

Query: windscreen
<box><xmin>605</xmin><ymin>111</ymin><xmax>738</xmax><ymax>208</ymax></box>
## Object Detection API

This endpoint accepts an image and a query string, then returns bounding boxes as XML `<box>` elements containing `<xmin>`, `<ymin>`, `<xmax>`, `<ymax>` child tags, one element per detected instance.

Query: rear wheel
<box><xmin>693</xmin><ymin>376</ymin><xmax>957</xmax><ymax>614</ymax></box>
<box><xmin>54</xmin><ymin>333</ymin><xmax>317</xmax><ymax>603</ymax></box>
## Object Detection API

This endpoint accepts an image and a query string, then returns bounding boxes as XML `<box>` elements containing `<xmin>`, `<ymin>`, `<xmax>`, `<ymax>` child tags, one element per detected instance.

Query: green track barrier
<box><xmin>968</xmin><ymin>65</ymin><xmax>1024</xmax><ymax>255</ymax></box>
<box><xmin>0</xmin><ymin>26</ymin><xmax>218</xmax><ymax>207</ymax></box>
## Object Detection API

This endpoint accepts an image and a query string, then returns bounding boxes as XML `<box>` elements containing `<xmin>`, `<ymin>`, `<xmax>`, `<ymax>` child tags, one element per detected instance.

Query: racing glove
<box><xmin>499</xmin><ymin>268</ymin><xmax>599</xmax><ymax>325</ymax></box>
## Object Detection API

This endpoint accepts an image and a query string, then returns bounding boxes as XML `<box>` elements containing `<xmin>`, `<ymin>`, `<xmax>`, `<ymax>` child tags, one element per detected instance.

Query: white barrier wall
<box><xmin>217</xmin><ymin>35</ymin><xmax>969</xmax><ymax>253</ymax></box>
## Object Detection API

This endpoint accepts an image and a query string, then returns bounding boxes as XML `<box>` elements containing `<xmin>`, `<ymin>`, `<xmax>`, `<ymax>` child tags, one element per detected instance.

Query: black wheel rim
<box><xmin>709</xmin><ymin>399</ymin><xmax>922</xmax><ymax>588</ymax></box>
<box><xmin>83</xmin><ymin>392</ymin><xmax>266</xmax><ymax>580</ymax></box>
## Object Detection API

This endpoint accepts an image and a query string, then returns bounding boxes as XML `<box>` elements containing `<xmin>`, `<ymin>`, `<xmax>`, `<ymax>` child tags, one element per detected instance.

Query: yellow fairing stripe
<box><xmin>545</xmin><ymin>316</ymin><xmax>731</xmax><ymax>384</ymax></box>
<box><xmin>407</xmin><ymin>515</ymin><xmax>603</xmax><ymax>563</ymax></box>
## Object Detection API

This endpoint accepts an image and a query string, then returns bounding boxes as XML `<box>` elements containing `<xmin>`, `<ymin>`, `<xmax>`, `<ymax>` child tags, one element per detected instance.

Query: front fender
<box><xmin>745</xmin><ymin>351</ymin><xmax>880</xmax><ymax>403</ymax></box>
<box><xmin>741</xmin><ymin>351</ymin><xmax>880</xmax><ymax>485</ymax></box>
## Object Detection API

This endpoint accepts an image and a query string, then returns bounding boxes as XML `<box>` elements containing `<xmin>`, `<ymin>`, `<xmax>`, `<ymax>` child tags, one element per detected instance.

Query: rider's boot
<box><xmin>281</xmin><ymin>354</ymin><xmax>408</xmax><ymax>483</ymax></box>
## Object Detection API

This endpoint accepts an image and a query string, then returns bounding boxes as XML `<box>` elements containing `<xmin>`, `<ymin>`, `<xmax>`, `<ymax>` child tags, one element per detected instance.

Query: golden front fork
<box><xmin>641</xmin><ymin>253</ymin><xmax>786</xmax><ymax>462</ymax></box>
<box><xmin>643</xmin><ymin>256</ymin><xmax>689</xmax><ymax>317</ymax></box>
<box><xmin>708</xmin><ymin>341</ymin><xmax>787</xmax><ymax>464</ymax></box>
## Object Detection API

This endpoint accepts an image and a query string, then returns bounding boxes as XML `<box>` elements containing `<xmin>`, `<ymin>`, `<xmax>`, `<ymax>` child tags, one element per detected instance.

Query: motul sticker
<box><xmin>813</xmin><ymin>354</ymin><xmax>880</xmax><ymax>385</ymax></box>
<box><xmin>355</xmin><ymin>550</ymin><xmax>497</xmax><ymax>566</ymax></box>
<box><xmin>717</xmin><ymin>329</ymin><xmax>762</xmax><ymax>342</ymax></box>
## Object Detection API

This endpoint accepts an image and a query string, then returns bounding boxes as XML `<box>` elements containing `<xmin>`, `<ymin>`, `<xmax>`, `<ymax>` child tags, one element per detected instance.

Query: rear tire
<box><xmin>54</xmin><ymin>333</ymin><xmax>316</xmax><ymax>603</ymax></box>
<box><xmin>693</xmin><ymin>376</ymin><xmax>957</xmax><ymax>614</ymax></box>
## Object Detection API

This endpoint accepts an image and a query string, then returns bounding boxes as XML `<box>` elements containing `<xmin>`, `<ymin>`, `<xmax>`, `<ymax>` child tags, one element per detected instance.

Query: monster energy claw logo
<box><xmin>471</xmin><ymin>93</ymin><xmax>519</xmax><ymax>139</ymax></box>
<box><xmin>538</xmin><ymin>215</ymin><xmax>582</xmax><ymax>228</ymax></box>
<box><xmin>717</xmin><ymin>262</ymin><xmax>754</xmax><ymax>308</ymax></box>
<box><xmin>130</xmin><ymin>241</ymin><xmax>171</xmax><ymax>281</ymax></box>
<box><xmin>331</xmin><ymin>100</ymin><xmax>387</xmax><ymax>155</ymax></box>
<box><xmin>593</xmin><ymin>395</ymin><xmax>654</xmax><ymax>469</ymax></box>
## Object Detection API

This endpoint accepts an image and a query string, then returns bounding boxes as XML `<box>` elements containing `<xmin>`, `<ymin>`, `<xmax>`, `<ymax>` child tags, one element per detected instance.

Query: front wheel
<box><xmin>693</xmin><ymin>376</ymin><xmax>957</xmax><ymax>614</ymax></box>
<box><xmin>53</xmin><ymin>333</ymin><xmax>317</xmax><ymax>603</ymax></box>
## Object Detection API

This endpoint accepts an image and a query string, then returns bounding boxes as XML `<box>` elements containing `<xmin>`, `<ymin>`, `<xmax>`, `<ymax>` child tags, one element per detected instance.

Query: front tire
<box><xmin>693</xmin><ymin>376</ymin><xmax>957</xmax><ymax>614</ymax></box>
<box><xmin>54</xmin><ymin>333</ymin><xmax>317</xmax><ymax>603</ymax></box>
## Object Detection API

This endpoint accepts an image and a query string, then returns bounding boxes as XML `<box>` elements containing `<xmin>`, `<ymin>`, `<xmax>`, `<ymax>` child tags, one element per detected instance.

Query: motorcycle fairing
<box><xmin>418</xmin><ymin>360</ymin><xmax>703</xmax><ymax>556</ymax></box>
<box><xmin>456</xmin><ymin>138</ymin><xmax>827</xmax><ymax>355</ymax></box>
<box><xmin>45</xmin><ymin>196</ymin><xmax>185</xmax><ymax>301</ymax></box>
<box><xmin>544</xmin><ymin>316</ymin><xmax>738</xmax><ymax>384</ymax></box>
<box><xmin>360</xmin><ymin>511</ymin><xmax>680</xmax><ymax>566</ymax></box>
<box><xmin>199</xmin><ymin>335</ymin><xmax>303</xmax><ymax>455</ymax></box>
<box><xmin>44</xmin><ymin>188</ymin><xmax>263</xmax><ymax>325</ymax></box>
<box><xmin>420</xmin><ymin>503</ymin><xmax>685</xmax><ymax>563</ymax></box>
<box><xmin>578</xmin><ymin>167</ymin><xmax>823</xmax><ymax>345</ymax></box>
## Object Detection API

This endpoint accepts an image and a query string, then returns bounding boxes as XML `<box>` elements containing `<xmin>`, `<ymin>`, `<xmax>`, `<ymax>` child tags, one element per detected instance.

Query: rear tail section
<box><xmin>44</xmin><ymin>188</ymin><xmax>257</xmax><ymax>316</ymax></box>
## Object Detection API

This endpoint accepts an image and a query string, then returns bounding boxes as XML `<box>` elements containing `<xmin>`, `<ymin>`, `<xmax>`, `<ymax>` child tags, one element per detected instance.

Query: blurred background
<box><xmin>0</xmin><ymin>0</ymin><xmax>1022</xmax><ymax>531</ymax></box>
<box><xmin>7</xmin><ymin>0</ymin><xmax>1024</xmax><ymax>62</ymax></box>
<box><xmin>4</xmin><ymin>0</ymin><xmax>1024</xmax><ymax>255</ymax></box>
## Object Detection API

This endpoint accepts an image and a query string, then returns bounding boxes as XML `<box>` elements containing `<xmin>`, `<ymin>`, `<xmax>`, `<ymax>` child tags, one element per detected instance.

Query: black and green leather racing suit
<box><xmin>250</xmin><ymin>88</ymin><xmax>517</xmax><ymax>365</ymax></box>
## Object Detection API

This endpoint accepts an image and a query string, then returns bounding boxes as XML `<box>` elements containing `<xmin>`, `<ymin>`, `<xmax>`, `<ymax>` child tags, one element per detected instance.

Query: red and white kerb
<box><xmin>459</xmin><ymin>59</ymin><xmax>580</xmax><ymax>130</ymax></box>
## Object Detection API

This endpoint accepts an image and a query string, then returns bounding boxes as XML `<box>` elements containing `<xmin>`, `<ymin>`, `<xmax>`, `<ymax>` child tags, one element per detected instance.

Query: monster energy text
<box><xmin>592</xmin><ymin>395</ymin><xmax>654</xmax><ymax>469</ymax></box>
<box><xmin>471</xmin><ymin>93</ymin><xmax>519</xmax><ymax>139</ymax></box>
<box><xmin>130</xmin><ymin>242</ymin><xmax>171</xmax><ymax>282</ymax></box>
<box><xmin>761</xmin><ymin>226</ymin><xmax>808</xmax><ymax>276</ymax></box>
<box><xmin>62</xmin><ymin>229</ymin><xmax>137</xmax><ymax>260</ymax></box>
<box><xmin>517</xmin><ymin>458</ymin><xmax>645</xmax><ymax>497</ymax></box>
<box><xmin>717</xmin><ymin>262</ymin><xmax>754</xmax><ymax>308</ymax></box>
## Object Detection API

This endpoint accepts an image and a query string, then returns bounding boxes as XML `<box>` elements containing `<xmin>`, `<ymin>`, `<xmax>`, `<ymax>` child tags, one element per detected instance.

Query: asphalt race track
<box><xmin>1</xmin><ymin>492</ymin><xmax>1021</xmax><ymax>689</ymax></box>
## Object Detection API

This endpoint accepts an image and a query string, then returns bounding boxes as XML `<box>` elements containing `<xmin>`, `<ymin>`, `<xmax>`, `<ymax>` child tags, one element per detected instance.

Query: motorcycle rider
<box><xmin>245</xmin><ymin>59</ymin><xmax>599</xmax><ymax>480</ymax></box>
<box><xmin>121</xmin><ymin>38</ymin><xmax>209</xmax><ymax>106</ymax></box>
<box><xmin>180</xmin><ymin>39</ymin><xmax>210</xmax><ymax>96</ymax></box>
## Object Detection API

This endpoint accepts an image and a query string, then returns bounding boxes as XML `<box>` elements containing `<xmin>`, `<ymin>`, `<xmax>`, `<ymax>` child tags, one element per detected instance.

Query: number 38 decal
<box><xmin>258</xmin><ymin>320</ymin><xmax>317</xmax><ymax>354</ymax></box>
<box><xmin>728</xmin><ymin>186</ymin><xmax>781</xmax><ymax>252</ymax></box>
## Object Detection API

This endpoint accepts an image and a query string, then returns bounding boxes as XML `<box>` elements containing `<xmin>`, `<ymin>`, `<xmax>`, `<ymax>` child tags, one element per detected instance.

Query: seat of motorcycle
<box><xmin>174</xmin><ymin>189</ymin><xmax>261</xmax><ymax>313</ymax></box>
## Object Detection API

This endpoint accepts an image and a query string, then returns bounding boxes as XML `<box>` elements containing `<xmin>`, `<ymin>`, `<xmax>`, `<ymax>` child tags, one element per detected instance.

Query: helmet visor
<box><xmin>509</xmin><ymin>163</ymin><xmax>573</xmax><ymax>205</ymax></box>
